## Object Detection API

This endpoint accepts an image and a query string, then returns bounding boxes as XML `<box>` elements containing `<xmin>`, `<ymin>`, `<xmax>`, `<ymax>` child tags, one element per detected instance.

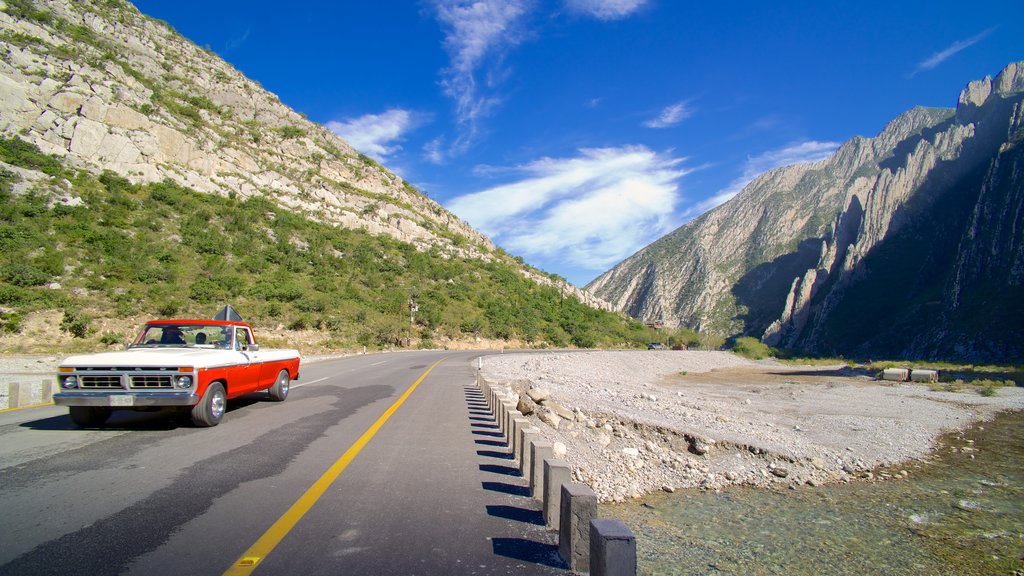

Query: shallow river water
<box><xmin>604</xmin><ymin>410</ymin><xmax>1024</xmax><ymax>575</ymax></box>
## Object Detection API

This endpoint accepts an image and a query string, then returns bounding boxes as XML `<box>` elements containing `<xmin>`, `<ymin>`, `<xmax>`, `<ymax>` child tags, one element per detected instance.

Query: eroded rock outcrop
<box><xmin>588</xmin><ymin>62</ymin><xmax>1024</xmax><ymax>362</ymax></box>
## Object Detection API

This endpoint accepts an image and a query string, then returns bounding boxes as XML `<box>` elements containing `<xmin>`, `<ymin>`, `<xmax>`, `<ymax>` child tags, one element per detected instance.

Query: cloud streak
<box><xmin>912</xmin><ymin>28</ymin><xmax>996</xmax><ymax>76</ymax></box>
<box><xmin>644</xmin><ymin>101</ymin><xmax>693</xmax><ymax>128</ymax></box>
<box><xmin>447</xmin><ymin>146</ymin><xmax>688</xmax><ymax>271</ymax></box>
<box><xmin>565</xmin><ymin>0</ymin><xmax>648</xmax><ymax>20</ymax></box>
<box><xmin>431</xmin><ymin>0</ymin><xmax>532</xmax><ymax>157</ymax></box>
<box><xmin>327</xmin><ymin>109</ymin><xmax>421</xmax><ymax>160</ymax></box>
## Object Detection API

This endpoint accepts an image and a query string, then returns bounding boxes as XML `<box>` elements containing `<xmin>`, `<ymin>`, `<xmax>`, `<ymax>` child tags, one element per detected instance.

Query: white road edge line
<box><xmin>291</xmin><ymin>376</ymin><xmax>329</xmax><ymax>389</ymax></box>
<box><xmin>369</xmin><ymin>361</ymin><xmax>387</xmax><ymax>366</ymax></box>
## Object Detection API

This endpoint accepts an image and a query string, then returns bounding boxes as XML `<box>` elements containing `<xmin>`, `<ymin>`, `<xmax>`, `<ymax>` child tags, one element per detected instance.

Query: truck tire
<box><xmin>68</xmin><ymin>406</ymin><xmax>111</xmax><ymax>427</ymax></box>
<box><xmin>268</xmin><ymin>369</ymin><xmax>289</xmax><ymax>402</ymax></box>
<box><xmin>191</xmin><ymin>382</ymin><xmax>226</xmax><ymax>427</ymax></box>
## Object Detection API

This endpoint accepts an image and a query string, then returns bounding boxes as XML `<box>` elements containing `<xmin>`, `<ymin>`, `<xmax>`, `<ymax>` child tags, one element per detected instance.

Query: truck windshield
<box><xmin>132</xmin><ymin>324</ymin><xmax>231</xmax><ymax>349</ymax></box>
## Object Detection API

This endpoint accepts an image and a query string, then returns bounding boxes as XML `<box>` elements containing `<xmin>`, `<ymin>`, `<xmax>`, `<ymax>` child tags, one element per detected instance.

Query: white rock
<box><xmin>553</xmin><ymin>442</ymin><xmax>567</xmax><ymax>458</ymax></box>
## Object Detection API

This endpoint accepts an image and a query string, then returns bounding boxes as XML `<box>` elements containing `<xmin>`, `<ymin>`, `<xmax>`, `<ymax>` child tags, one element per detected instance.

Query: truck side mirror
<box><xmin>248</xmin><ymin>344</ymin><xmax>259</xmax><ymax>352</ymax></box>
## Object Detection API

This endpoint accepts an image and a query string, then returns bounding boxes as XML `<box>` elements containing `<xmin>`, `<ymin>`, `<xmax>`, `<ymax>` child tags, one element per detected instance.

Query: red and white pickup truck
<box><xmin>54</xmin><ymin>318</ymin><xmax>301</xmax><ymax>427</ymax></box>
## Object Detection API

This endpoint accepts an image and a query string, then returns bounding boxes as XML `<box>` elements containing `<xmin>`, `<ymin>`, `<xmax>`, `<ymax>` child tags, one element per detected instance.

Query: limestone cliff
<box><xmin>588</xmin><ymin>62</ymin><xmax>1024</xmax><ymax>362</ymax></box>
<box><xmin>0</xmin><ymin>0</ymin><xmax>608</xmax><ymax>309</ymax></box>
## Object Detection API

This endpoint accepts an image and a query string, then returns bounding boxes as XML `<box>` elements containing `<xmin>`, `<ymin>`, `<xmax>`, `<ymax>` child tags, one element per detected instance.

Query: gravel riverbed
<box><xmin>480</xmin><ymin>351</ymin><xmax>1024</xmax><ymax>502</ymax></box>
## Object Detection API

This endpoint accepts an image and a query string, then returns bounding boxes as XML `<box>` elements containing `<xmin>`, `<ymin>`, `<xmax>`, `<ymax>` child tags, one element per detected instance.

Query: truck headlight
<box><xmin>61</xmin><ymin>376</ymin><xmax>78</xmax><ymax>389</ymax></box>
<box><xmin>175</xmin><ymin>375</ymin><xmax>193</xmax><ymax>389</ymax></box>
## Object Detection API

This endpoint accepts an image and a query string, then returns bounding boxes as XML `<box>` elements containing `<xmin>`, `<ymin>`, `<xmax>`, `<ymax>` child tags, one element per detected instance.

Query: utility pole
<box><xmin>408</xmin><ymin>296</ymin><xmax>418</xmax><ymax>325</ymax></box>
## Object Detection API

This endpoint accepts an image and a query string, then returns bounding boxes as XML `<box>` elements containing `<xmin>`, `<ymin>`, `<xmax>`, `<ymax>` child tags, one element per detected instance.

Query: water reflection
<box><xmin>604</xmin><ymin>410</ymin><xmax>1024</xmax><ymax>575</ymax></box>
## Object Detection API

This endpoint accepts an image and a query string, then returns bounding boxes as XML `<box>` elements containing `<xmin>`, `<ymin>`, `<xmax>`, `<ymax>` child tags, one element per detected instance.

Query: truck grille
<box><xmin>129</xmin><ymin>375</ymin><xmax>174</xmax><ymax>389</ymax></box>
<box><xmin>80</xmin><ymin>375</ymin><xmax>124</xmax><ymax>389</ymax></box>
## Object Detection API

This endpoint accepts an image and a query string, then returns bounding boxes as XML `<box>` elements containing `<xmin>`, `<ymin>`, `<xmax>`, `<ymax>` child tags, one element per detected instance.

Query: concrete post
<box><xmin>511</xmin><ymin>417</ymin><xmax>530</xmax><ymax>461</ymax></box>
<box><xmin>530</xmin><ymin>441</ymin><xmax>554</xmax><ymax>499</ymax></box>
<box><xmin>590</xmin><ymin>519</ymin><xmax>637</xmax><ymax>576</ymax></box>
<box><xmin>5</xmin><ymin>383</ymin><xmax>18</xmax><ymax>409</ymax></box>
<box><xmin>559</xmin><ymin>483</ymin><xmax>597</xmax><ymax>573</ymax></box>
<box><xmin>503</xmin><ymin>404</ymin><xmax>518</xmax><ymax>438</ymax></box>
<box><xmin>497</xmin><ymin>397</ymin><xmax>510</xmax><ymax>433</ymax></box>
<box><xmin>519</xmin><ymin>427</ymin><xmax>540</xmax><ymax>476</ymax></box>
<box><xmin>505</xmin><ymin>408</ymin><xmax>522</xmax><ymax>440</ymax></box>
<box><xmin>543</xmin><ymin>458</ymin><xmax>571</xmax><ymax>529</ymax></box>
<box><xmin>41</xmin><ymin>379</ymin><xmax>55</xmax><ymax>404</ymax></box>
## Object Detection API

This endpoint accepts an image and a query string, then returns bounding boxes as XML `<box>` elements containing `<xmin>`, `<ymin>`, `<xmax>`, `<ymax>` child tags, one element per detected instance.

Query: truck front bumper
<box><xmin>54</xmin><ymin>392</ymin><xmax>199</xmax><ymax>407</ymax></box>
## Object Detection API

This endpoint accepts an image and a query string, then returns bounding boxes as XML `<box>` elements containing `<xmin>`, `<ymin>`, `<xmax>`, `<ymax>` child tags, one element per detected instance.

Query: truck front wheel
<box><xmin>191</xmin><ymin>382</ymin><xmax>226</xmax><ymax>427</ymax></box>
<box><xmin>69</xmin><ymin>406</ymin><xmax>111</xmax><ymax>427</ymax></box>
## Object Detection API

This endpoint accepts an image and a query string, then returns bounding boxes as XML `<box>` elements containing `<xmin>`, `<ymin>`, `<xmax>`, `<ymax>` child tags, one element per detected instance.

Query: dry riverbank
<box><xmin>480</xmin><ymin>351</ymin><xmax>1024</xmax><ymax>502</ymax></box>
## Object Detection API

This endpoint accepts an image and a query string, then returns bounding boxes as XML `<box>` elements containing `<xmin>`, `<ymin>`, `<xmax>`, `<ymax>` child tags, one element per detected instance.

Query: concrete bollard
<box><xmin>590</xmin><ymin>519</ymin><xmax>637</xmax><ymax>576</ymax></box>
<box><xmin>543</xmin><ymin>458</ymin><xmax>571</xmax><ymax>529</ymax></box>
<box><xmin>40</xmin><ymin>379</ymin><xmax>55</xmax><ymax>404</ymax></box>
<box><xmin>6</xmin><ymin>383</ymin><xmax>19</xmax><ymax>409</ymax></box>
<box><xmin>519</xmin><ymin>427</ymin><xmax>540</xmax><ymax>476</ymax></box>
<box><xmin>502</xmin><ymin>405</ymin><xmax>519</xmax><ymax>438</ymax></box>
<box><xmin>910</xmin><ymin>369</ymin><xmax>939</xmax><ymax>383</ymax></box>
<box><xmin>559</xmin><ymin>483</ymin><xmax>597</xmax><ymax>573</ymax></box>
<box><xmin>500</xmin><ymin>399</ymin><xmax>514</xmax><ymax>435</ymax></box>
<box><xmin>511</xmin><ymin>417</ymin><xmax>530</xmax><ymax>462</ymax></box>
<box><xmin>6</xmin><ymin>382</ymin><xmax>35</xmax><ymax>409</ymax></box>
<box><xmin>882</xmin><ymin>368</ymin><xmax>909</xmax><ymax>382</ymax></box>
<box><xmin>530</xmin><ymin>441</ymin><xmax>554</xmax><ymax>499</ymax></box>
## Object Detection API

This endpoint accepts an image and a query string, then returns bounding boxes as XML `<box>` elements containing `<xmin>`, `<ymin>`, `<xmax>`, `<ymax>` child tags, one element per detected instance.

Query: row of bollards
<box><xmin>479</xmin><ymin>376</ymin><xmax>637</xmax><ymax>576</ymax></box>
<box><xmin>1</xmin><ymin>380</ymin><xmax>57</xmax><ymax>410</ymax></box>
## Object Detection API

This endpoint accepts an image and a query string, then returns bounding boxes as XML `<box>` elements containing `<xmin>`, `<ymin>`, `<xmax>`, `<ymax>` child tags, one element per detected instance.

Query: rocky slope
<box><xmin>588</xmin><ymin>62</ymin><xmax>1024</xmax><ymax>362</ymax></box>
<box><xmin>0</xmin><ymin>0</ymin><xmax>608</xmax><ymax>308</ymax></box>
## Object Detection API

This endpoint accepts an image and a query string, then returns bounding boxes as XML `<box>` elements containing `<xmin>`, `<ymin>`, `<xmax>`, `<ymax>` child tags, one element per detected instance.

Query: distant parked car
<box><xmin>648</xmin><ymin>342</ymin><xmax>665</xmax><ymax>350</ymax></box>
<box><xmin>671</xmin><ymin>344</ymin><xmax>688</xmax><ymax>351</ymax></box>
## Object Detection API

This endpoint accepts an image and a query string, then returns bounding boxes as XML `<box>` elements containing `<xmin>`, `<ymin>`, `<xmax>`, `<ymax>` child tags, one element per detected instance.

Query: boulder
<box><xmin>546</xmin><ymin>400</ymin><xmax>575</xmax><ymax>421</ymax></box>
<box><xmin>516</xmin><ymin>396</ymin><xmax>535</xmax><ymax>416</ymax></box>
<box><xmin>538</xmin><ymin>409</ymin><xmax>561</xmax><ymax>430</ymax></box>
<box><xmin>526</xmin><ymin>387</ymin><xmax>550</xmax><ymax>403</ymax></box>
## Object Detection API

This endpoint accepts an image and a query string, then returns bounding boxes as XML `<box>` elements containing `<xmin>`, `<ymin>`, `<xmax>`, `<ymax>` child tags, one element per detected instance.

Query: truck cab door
<box><xmin>234</xmin><ymin>327</ymin><xmax>261</xmax><ymax>393</ymax></box>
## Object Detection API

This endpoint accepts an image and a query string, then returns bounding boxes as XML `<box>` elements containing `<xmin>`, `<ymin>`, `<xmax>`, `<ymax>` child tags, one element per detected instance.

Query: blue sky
<box><xmin>131</xmin><ymin>0</ymin><xmax>1022</xmax><ymax>287</ymax></box>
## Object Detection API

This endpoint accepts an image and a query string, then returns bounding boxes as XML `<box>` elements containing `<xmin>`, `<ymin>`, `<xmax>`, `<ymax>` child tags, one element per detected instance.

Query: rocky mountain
<box><xmin>0</xmin><ymin>0</ymin><xmax>608</xmax><ymax>309</ymax></box>
<box><xmin>587</xmin><ymin>62</ymin><xmax>1024</xmax><ymax>362</ymax></box>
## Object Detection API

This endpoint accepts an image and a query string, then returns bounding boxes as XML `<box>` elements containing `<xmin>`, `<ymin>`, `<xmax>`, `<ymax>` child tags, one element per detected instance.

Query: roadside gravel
<box><xmin>480</xmin><ymin>350</ymin><xmax>1024</xmax><ymax>502</ymax></box>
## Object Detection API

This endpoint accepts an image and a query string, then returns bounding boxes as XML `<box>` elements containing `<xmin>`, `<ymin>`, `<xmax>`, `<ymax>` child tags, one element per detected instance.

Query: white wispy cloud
<box><xmin>565</xmin><ymin>0</ymin><xmax>648</xmax><ymax>20</ymax></box>
<box><xmin>431</xmin><ymin>0</ymin><xmax>532</xmax><ymax>154</ymax></box>
<box><xmin>912</xmin><ymin>28</ymin><xmax>996</xmax><ymax>76</ymax></box>
<box><xmin>644</xmin><ymin>101</ymin><xmax>693</xmax><ymax>128</ymax></box>
<box><xmin>224</xmin><ymin>27</ymin><xmax>251</xmax><ymax>52</ymax></box>
<box><xmin>447</xmin><ymin>146</ymin><xmax>688</xmax><ymax>270</ymax></box>
<box><xmin>327</xmin><ymin>109</ymin><xmax>421</xmax><ymax>160</ymax></box>
<box><xmin>685</xmin><ymin>140</ymin><xmax>840</xmax><ymax>217</ymax></box>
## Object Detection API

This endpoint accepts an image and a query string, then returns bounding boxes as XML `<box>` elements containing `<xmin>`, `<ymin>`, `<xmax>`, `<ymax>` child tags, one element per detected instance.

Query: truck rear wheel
<box><xmin>191</xmin><ymin>382</ymin><xmax>226</xmax><ymax>427</ymax></box>
<box><xmin>268</xmin><ymin>370</ymin><xmax>289</xmax><ymax>402</ymax></box>
<box><xmin>69</xmin><ymin>406</ymin><xmax>111</xmax><ymax>428</ymax></box>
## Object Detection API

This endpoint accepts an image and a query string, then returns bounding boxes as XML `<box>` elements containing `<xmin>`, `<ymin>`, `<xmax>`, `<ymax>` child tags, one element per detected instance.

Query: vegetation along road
<box><xmin>0</xmin><ymin>351</ymin><xmax>566</xmax><ymax>575</ymax></box>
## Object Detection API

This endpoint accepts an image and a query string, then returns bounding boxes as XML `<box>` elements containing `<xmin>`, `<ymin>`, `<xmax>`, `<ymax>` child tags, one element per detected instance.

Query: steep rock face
<box><xmin>589</xmin><ymin>62</ymin><xmax>1024</xmax><ymax>361</ymax></box>
<box><xmin>0</xmin><ymin>0</ymin><xmax>609</xmax><ymax>309</ymax></box>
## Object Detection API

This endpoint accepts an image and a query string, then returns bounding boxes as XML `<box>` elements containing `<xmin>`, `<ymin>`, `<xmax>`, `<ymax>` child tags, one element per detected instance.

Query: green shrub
<box><xmin>0</xmin><ymin>136</ymin><xmax>63</xmax><ymax>175</ymax></box>
<box><xmin>732</xmin><ymin>336</ymin><xmax>773</xmax><ymax>359</ymax></box>
<box><xmin>99</xmin><ymin>331</ymin><xmax>123</xmax><ymax>345</ymax></box>
<box><xmin>0</xmin><ymin>311</ymin><xmax>23</xmax><ymax>334</ymax></box>
<box><xmin>61</xmin><ymin>308</ymin><xmax>91</xmax><ymax>338</ymax></box>
<box><xmin>276</xmin><ymin>126</ymin><xmax>306</xmax><ymax>139</ymax></box>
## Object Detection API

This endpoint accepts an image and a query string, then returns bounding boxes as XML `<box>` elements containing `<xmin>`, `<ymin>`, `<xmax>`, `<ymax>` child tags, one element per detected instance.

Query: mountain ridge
<box><xmin>0</xmin><ymin>0</ymin><xmax>609</xmax><ymax>309</ymax></box>
<box><xmin>587</xmin><ymin>62</ymin><xmax>1024</xmax><ymax>362</ymax></box>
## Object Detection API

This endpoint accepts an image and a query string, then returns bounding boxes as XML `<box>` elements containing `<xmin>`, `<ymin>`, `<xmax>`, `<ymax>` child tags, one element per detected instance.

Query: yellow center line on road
<box><xmin>223</xmin><ymin>357</ymin><xmax>446</xmax><ymax>576</ymax></box>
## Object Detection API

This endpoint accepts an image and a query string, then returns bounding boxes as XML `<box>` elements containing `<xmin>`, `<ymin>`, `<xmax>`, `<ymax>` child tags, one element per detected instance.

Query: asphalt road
<box><xmin>0</xmin><ymin>350</ymin><xmax>566</xmax><ymax>575</ymax></box>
